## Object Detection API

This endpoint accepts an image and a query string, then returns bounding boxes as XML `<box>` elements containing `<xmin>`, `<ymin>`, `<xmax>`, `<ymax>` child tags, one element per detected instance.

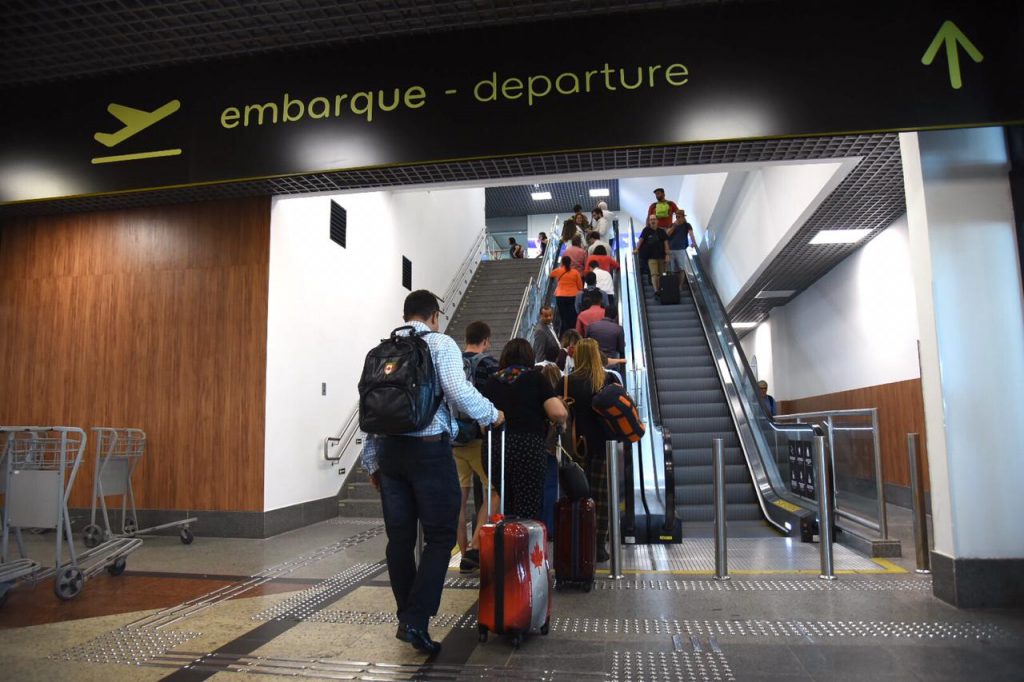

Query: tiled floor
<box><xmin>0</xmin><ymin>516</ymin><xmax>1022</xmax><ymax>681</ymax></box>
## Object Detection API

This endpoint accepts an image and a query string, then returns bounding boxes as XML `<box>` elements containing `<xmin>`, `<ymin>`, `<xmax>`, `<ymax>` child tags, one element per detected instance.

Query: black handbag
<box><xmin>557</xmin><ymin>436</ymin><xmax>590</xmax><ymax>500</ymax></box>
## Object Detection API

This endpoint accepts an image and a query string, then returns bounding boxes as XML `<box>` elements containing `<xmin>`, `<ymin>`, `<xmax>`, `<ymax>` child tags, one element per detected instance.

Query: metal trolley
<box><xmin>0</xmin><ymin>426</ymin><xmax>141</xmax><ymax>602</ymax></box>
<box><xmin>82</xmin><ymin>427</ymin><xmax>196</xmax><ymax>547</ymax></box>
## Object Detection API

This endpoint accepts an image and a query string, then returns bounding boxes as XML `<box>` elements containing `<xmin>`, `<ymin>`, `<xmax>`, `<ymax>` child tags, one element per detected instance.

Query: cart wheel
<box><xmin>583</xmin><ymin>580</ymin><xmax>593</xmax><ymax>593</ymax></box>
<box><xmin>54</xmin><ymin>567</ymin><xmax>85</xmax><ymax>601</ymax></box>
<box><xmin>180</xmin><ymin>528</ymin><xmax>194</xmax><ymax>545</ymax></box>
<box><xmin>540</xmin><ymin>618</ymin><xmax>550</xmax><ymax>636</ymax></box>
<box><xmin>107</xmin><ymin>557</ymin><xmax>127</xmax><ymax>576</ymax></box>
<box><xmin>511</xmin><ymin>633</ymin><xmax>523</xmax><ymax>649</ymax></box>
<box><xmin>123</xmin><ymin>517</ymin><xmax>138</xmax><ymax>536</ymax></box>
<box><xmin>83</xmin><ymin>524</ymin><xmax>103</xmax><ymax>548</ymax></box>
<box><xmin>477</xmin><ymin>625</ymin><xmax>488</xmax><ymax>643</ymax></box>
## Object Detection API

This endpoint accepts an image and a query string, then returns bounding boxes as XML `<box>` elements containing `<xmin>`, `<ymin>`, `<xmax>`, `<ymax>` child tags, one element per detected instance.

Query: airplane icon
<box><xmin>94</xmin><ymin>99</ymin><xmax>181</xmax><ymax>148</ymax></box>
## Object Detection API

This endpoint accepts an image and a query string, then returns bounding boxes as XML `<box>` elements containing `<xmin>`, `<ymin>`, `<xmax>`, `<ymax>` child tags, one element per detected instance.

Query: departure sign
<box><xmin>1</xmin><ymin>1</ymin><xmax>1021</xmax><ymax>204</ymax></box>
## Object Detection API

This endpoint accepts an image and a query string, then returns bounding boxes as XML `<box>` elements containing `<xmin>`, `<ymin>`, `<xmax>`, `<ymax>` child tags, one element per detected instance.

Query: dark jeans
<box><xmin>377</xmin><ymin>435</ymin><xmax>461</xmax><ymax>631</ymax></box>
<box><xmin>556</xmin><ymin>296</ymin><xmax>578</xmax><ymax>336</ymax></box>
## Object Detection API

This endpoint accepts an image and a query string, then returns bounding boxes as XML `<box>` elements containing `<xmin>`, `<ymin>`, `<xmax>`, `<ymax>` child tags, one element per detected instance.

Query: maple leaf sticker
<box><xmin>530</xmin><ymin>542</ymin><xmax>545</xmax><ymax>569</ymax></box>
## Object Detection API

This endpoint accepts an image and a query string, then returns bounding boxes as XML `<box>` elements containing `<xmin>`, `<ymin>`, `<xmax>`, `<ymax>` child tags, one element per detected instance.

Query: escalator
<box><xmin>621</xmin><ymin>216</ymin><xmax>821</xmax><ymax>541</ymax></box>
<box><xmin>643</xmin><ymin>280</ymin><xmax>763</xmax><ymax>523</ymax></box>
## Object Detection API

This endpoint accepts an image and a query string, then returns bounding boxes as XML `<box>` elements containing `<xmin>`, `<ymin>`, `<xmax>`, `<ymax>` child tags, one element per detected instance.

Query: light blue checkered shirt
<box><xmin>360</xmin><ymin>321</ymin><xmax>498</xmax><ymax>475</ymax></box>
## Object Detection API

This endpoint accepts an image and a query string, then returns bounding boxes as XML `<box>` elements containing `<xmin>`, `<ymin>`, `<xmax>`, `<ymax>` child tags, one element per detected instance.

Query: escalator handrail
<box><xmin>682</xmin><ymin>248</ymin><xmax>819</xmax><ymax>527</ymax></box>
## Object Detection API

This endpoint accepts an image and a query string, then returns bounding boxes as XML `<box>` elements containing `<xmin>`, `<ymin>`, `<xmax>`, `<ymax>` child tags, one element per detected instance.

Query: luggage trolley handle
<box><xmin>485</xmin><ymin>428</ymin><xmax>505</xmax><ymax>518</ymax></box>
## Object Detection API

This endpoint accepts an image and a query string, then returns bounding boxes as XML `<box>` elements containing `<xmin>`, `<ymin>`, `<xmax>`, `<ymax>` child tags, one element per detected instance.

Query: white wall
<box><xmin>761</xmin><ymin>215</ymin><xmax>921</xmax><ymax>401</ymax></box>
<box><xmin>740</xmin><ymin>319</ymin><xmax>775</xmax><ymax>394</ymax></box>
<box><xmin>901</xmin><ymin>128</ymin><xmax>1024</xmax><ymax>560</ymax></box>
<box><xmin>264</xmin><ymin>187</ymin><xmax>485</xmax><ymax>511</ymax></box>
<box><xmin>707</xmin><ymin>161</ymin><xmax>853</xmax><ymax>308</ymax></box>
<box><xmin>677</xmin><ymin>172</ymin><xmax>729</xmax><ymax>247</ymax></box>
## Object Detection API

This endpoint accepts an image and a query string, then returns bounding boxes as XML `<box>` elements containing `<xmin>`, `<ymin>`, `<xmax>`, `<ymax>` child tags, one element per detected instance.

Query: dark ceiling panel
<box><xmin>485</xmin><ymin>180</ymin><xmax>619</xmax><ymax>218</ymax></box>
<box><xmin>0</xmin><ymin>0</ymin><xmax>765</xmax><ymax>88</ymax></box>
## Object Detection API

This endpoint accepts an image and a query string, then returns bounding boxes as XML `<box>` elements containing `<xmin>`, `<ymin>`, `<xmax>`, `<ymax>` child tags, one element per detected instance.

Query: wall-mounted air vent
<box><xmin>329</xmin><ymin>200</ymin><xmax>347</xmax><ymax>247</ymax></box>
<box><xmin>402</xmin><ymin>257</ymin><xmax>412</xmax><ymax>290</ymax></box>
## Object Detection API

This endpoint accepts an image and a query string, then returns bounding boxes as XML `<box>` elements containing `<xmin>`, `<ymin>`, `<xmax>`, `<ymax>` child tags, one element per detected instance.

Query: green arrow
<box><xmin>921</xmin><ymin>20</ymin><xmax>983</xmax><ymax>89</ymax></box>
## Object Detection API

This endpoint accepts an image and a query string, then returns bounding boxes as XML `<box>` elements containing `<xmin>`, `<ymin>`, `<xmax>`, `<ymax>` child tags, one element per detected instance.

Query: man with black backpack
<box><xmin>452</xmin><ymin>321</ymin><xmax>499</xmax><ymax>574</ymax></box>
<box><xmin>359</xmin><ymin>291</ymin><xmax>504</xmax><ymax>655</ymax></box>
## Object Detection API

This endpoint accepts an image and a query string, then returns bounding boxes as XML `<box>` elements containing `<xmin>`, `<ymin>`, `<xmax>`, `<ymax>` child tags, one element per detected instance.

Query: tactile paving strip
<box><xmin>328</xmin><ymin>517</ymin><xmax>386</xmax><ymax>526</ymax></box>
<box><xmin>550</xmin><ymin>617</ymin><xmax>1015</xmax><ymax>641</ymax></box>
<box><xmin>146</xmin><ymin>652</ymin><xmax>610</xmax><ymax>680</ymax></box>
<box><xmin>51</xmin><ymin>628</ymin><xmax>201</xmax><ymax>665</ymax></box>
<box><xmin>623</xmin><ymin>539</ymin><xmax>881</xmax><ymax>572</ymax></box>
<box><xmin>595</xmin><ymin>578</ymin><xmax>931</xmax><ymax>591</ymax></box>
<box><xmin>251</xmin><ymin>562</ymin><xmax>388</xmax><ymax>622</ymax></box>
<box><xmin>611</xmin><ymin>650</ymin><xmax>735</xmax><ymax>682</ymax></box>
<box><xmin>302</xmin><ymin>608</ymin><xmax>476</xmax><ymax>630</ymax></box>
<box><xmin>444</xmin><ymin>576</ymin><xmax>482</xmax><ymax>589</ymax></box>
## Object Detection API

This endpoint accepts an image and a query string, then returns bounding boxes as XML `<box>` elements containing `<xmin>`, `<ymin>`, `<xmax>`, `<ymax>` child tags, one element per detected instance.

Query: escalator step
<box><xmin>675</xmin><ymin>463</ymin><xmax>752</xmax><ymax>486</ymax></box>
<box><xmin>659</xmin><ymin>403</ymin><xmax>731</xmax><ymax>419</ymax></box>
<box><xmin>672</xmin><ymin>446</ymin><xmax>747</xmax><ymax>467</ymax></box>
<box><xmin>676</xmin><ymin>483</ymin><xmax>760</xmax><ymax>506</ymax></box>
<box><xmin>676</xmin><ymin>503</ymin><xmax>765</xmax><ymax>523</ymax></box>
<box><xmin>672</xmin><ymin>432</ymin><xmax>741</xmax><ymax>449</ymax></box>
<box><xmin>663</xmin><ymin>417</ymin><xmax>736</xmax><ymax>434</ymax></box>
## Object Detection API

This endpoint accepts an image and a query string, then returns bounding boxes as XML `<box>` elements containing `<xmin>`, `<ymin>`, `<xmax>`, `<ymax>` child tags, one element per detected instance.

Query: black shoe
<box><xmin>596</xmin><ymin>546</ymin><xmax>610</xmax><ymax>563</ymax></box>
<box><xmin>397</xmin><ymin>624</ymin><xmax>442</xmax><ymax>654</ymax></box>
<box><xmin>460</xmin><ymin>549</ymin><xmax>480</xmax><ymax>574</ymax></box>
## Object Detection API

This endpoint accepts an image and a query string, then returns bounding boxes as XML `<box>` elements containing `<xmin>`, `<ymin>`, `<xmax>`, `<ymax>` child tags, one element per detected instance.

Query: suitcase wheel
<box><xmin>583</xmin><ymin>580</ymin><xmax>593</xmax><ymax>593</ymax></box>
<box><xmin>541</xmin><ymin>618</ymin><xmax>550</xmax><ymax>636</ymax></box>
<box><xmin>511</xmin><ymin>633</ymin><xmax>523</xmax><ymax>649</ymax></box>
<box><xmin>478</xmin><ymin>625</ymin><xmax>488</xmax><ymax>643</ymax></box>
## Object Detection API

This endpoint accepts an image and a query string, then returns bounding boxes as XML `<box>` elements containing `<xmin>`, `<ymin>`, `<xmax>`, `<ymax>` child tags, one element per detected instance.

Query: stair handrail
<box><xmin>324</xmin><ymin>228</ymin><xmax>489</xmax><ymax>473</ymax></box>
<box><xmin>510</xmin><ymin>276</ymin><xmax>535</xmax><ymax>340</ymax></box>
<box><xmin>510</xmin><ymin>223</ymin><xmax>564</xmax><ymax>342</ymax></box>
<box><xmin>440</xmin><ymin>226</ymin><xmax>487</xmax><ymax>328</ymax></box>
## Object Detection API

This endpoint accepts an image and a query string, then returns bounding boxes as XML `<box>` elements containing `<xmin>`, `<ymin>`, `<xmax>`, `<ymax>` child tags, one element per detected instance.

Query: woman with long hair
<box><xmin>538</xmin><ymin>231</ymin><xmax>549</xmax><ymax>258</ymax></box>
<box><xmin>480</xmin><ymin>339</ymin><xmax>568</xmax><ymax>522</ymax></box>
<box><xmin>550</xmin><ymin>255</ymin><xmax>583</xmax><ymax>334</ymax></box>
<box><xmin>566</xmin><ymin>338</ymin><xmax>620</xmax><ymax>562</ymax></box>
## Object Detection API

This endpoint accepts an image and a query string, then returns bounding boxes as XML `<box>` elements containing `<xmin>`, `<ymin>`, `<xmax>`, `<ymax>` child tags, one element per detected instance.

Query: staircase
<box><xmin>337</xmin><ymin>257</ymin><xmax>538</xmax><ymax>519</ymax></box>
<box><xmin>643</xmin><ymin>281</ymin><xmax>763</xmax><ymax>524</ymax></box>
<box><xmin>445</xmin><ymin>258</ymin><xmax>540</xmax><ymax>358</ymax></box>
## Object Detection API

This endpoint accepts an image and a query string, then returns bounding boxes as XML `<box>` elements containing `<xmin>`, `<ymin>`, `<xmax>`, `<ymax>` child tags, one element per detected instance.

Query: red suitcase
<box><xmin>477</xmin><ymin>429</ymin><xmax>552</xmax><ymax>649</ymax></box>
<box><xmin>554</xmin><ymin>496</ymin><xmax>596</xmax><ymax>592</ymax></box>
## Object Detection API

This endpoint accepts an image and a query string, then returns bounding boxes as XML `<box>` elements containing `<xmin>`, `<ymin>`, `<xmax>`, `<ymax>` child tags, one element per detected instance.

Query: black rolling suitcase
<box><xmin>659</xmin><ymin>271</ymin><xmax>681</xmax><ymax>304</ymax></box>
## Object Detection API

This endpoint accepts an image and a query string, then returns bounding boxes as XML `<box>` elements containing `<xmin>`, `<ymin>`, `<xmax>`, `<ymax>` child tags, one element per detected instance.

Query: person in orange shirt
<box><xmin>584</xmin><ymin>245</ymin><xmax>620</xmax><ymax>275</ymax></box>
<box><xmin>550</xmin><ymin>255</ymin><xmax>584</xmax><ymax>334</ymax></box>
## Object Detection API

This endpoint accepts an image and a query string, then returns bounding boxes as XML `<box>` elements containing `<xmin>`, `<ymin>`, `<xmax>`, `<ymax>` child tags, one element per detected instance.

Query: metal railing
<box><xmin>509</xmin><ymin>222</ymin><xmax>562</xmax><ymax>341</ymax></box>
<box><xmin>323</xmin><ymin>226</ymin><xmax>488</xmax><ymax>472</ymax></box>
<box><xmin>775</xmin><ymin>408</ymin><xmax>888</xmax><ymax>539</ymax></box>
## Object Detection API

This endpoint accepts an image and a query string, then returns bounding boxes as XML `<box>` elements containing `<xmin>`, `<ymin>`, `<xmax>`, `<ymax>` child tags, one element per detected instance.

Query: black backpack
<box><xmin>358</xmin><ymin>326</ymin><xmax>441</xmax><ymax>435</ymax></box>
<box><xmin>452</xmin><ymin>353</ymin><xmax>487</xmax><ymax>445</ymax></box>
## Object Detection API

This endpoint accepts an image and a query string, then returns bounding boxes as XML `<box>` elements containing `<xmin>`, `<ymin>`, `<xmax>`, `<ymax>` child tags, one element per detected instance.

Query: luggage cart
<box><xmin>0</xmin><ymin>430</ymin><xmax>40</xmax><ymax>607</ymax></box>
<box><xmin>82</xmin><ymin>427</ymin><xmax>196</xmax><ymax>547</ymax></box>
<box><xmin>0</xmin><ymin>426</ymin><xmax>140</xmax><ymax>601</ymax></box>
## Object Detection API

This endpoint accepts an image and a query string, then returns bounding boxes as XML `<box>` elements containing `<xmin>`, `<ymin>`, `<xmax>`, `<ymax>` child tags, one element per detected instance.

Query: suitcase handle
<box><xmin>485</xmin><ymin>426</ymin><xmax>507</xmax><ymax>520</ymax></box>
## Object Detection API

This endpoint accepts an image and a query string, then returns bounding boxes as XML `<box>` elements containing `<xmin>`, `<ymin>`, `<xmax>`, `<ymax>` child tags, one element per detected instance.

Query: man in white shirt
<box><xmin>591</xmin><ymin>208</ymin><xmax>611</xmax><ymax>241</ymax></box>
<box><xmin>586</xmin><ymin>230</ymin><xmax>611</xmax><ymax>255</ymax></box>
<box><xmin>587</xmin><ymin>258</ymin><xmax>616</xmax><ymax>308</ymax></box>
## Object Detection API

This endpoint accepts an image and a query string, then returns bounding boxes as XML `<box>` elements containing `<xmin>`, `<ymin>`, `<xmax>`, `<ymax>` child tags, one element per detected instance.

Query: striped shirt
<box><xmin>360</xmin><ymin>321</ymin><xmax>499</xmax><ymax>474</ymax></box>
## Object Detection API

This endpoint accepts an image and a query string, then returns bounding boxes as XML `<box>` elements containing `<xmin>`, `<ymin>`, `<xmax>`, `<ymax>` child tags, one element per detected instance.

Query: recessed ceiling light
<box><xmin>809</xmin><ymin>229</ymin><xmax>872</xmax><ymax>244</ymax></box>
<box><xmin>589</xmin><ymin>188</ymin><xmax>610</xmax><ymax>197</ymax></box>
<box><xmin>531</xmin><ymin>191</ymin><xmax>552</xmax><ymax>200</ymax></box>
<box><xmin>732</xmin><ymin>321</ymin><xmax>759</xmax><ymax>329</ymax></box>
<box><xmin>755</xmin><ymin>290</ymin><xmax>796</xmax><ymax>299</ymax></box>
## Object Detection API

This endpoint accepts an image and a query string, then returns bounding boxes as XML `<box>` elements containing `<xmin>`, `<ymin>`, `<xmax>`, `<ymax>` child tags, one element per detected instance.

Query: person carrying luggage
<box><xmin>565</xmin><ymin>338</ymin><xmax>621</xmax><ymax>562</ymax></box>
<box><xmin>359</xmin><ymin>290</ymin><xmax>505</xmax><ymax>655</ymax></box>
<box><xmin>479</xmin><ymin>339</ymin><xmax>568</xmax><ymax>522</ymax></box>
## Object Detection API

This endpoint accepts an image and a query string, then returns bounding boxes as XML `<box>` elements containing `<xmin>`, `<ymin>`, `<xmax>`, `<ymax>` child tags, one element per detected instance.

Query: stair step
<box><xmin>676</xmin><ymin>464</ymin><xmax>752</xmax><ymax>486</ymax></box>
<box><xmin>672</xmin><ymin>447</ymin><xmax>747</xmax><ymax>467</ymax></box>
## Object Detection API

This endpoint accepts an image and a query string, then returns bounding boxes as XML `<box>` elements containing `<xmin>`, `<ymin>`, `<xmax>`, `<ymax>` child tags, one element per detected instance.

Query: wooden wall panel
<box><xmin>0</xmin><ymin>198</ymin><xmax>270</xmax><ymax>511</ymax></box>
<box><xmin>778</xmin><ymin>378</ymin><xmax>928</xmax><ymax>489</ymax></box>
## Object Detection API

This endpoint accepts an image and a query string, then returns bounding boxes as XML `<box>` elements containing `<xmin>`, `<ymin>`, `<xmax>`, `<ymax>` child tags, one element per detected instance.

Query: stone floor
<box><xmin>0</xmin><ymin>514</ymin><xmax>1021</xmax><ymax>681</ymax></box>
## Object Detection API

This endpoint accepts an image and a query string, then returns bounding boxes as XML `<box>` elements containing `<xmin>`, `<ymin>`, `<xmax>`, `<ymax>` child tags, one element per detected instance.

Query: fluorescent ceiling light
<box><xmin>755</xmin><ymin>290</ymin><xmax>796</xmax><ymax>299</ymax></box>
<box><xmin>531</xmin><ymin>191</ymin><xmax>552</xmax><ymax>200</ymax></box>
<box><xmin>809</xmin><ymin>229</ymin><xmax>872</xmax><ymax>244</ymax></box>
<box><xmin>589</xmin><ymin>188</ymin><xmax>610</xmax><ymax>197</ymax></box>
<box><xmin>732</xmin><ymin>321</ymin><xmax>759</xmax><ymax>329</ymax></box>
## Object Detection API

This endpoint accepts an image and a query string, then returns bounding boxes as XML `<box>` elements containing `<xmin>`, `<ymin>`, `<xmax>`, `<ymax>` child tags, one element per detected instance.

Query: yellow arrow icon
<box><xmin>922</xmin><ymin>20</ymin><xmax>983</xmax><ymax>90</ymax></box>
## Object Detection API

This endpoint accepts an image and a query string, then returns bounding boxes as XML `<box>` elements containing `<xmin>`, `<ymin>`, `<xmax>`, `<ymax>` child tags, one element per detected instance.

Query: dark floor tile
<box><xmin>789</xmin><ymin>642</ymin><xmax>917</xmax><ymax>679</ymax></box>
